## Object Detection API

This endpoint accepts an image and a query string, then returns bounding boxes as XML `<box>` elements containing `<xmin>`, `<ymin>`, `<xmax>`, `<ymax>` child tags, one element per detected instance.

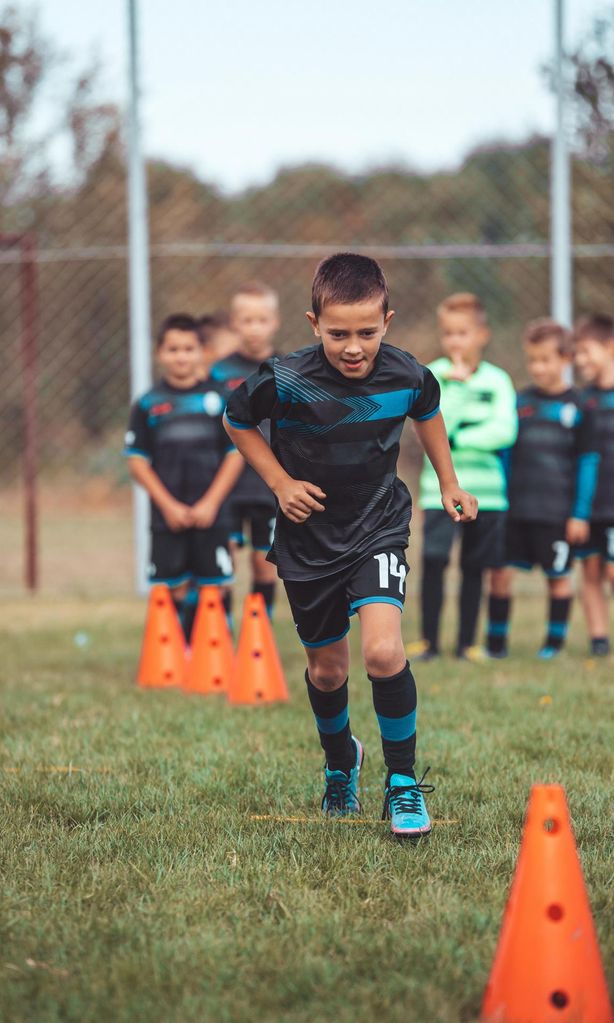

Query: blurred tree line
<box><xmin>0</xmin><ymin>4</ymin><xmax>613</xmax><ymax>470</ymax></box>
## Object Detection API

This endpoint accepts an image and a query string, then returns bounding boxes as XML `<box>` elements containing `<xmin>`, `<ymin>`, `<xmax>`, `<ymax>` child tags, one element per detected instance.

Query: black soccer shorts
<box><xmin>574</xmin><ymin>521</ymin><xmax>614</xmax><ymax>564</ymax></box>
<box><xmin>505</xmin><ymin>520</ymin><xmax>574</xmax><ymax>577</ymax></box>
<box><xmin>283</xmin><ymin>547</ymin><xmax>409</xmax><ymax>648</ymax></box>
<box><xmin>422</xmin><ymin>509</ymin><xmax>506</xmax><ymax>571</ymax></box>
<box><xmin>149</xmin><ymin>528</ymin><xmax>234</xmax><ymax>587</ymax></box>
<box><xmin>228</xmin><ymin>500</ymin><xmax>277</xmax><ymax>552</ymax></box>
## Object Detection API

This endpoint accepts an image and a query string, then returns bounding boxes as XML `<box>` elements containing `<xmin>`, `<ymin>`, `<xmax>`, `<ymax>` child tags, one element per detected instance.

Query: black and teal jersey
<box><xmin>211</xmin><ymin>352</ymin><xmax>275</xmax><ymax>507</ymax></box>
<box><xmin>225</xmin><ymin>342</ymin><xmax>440</xmax><ymax>581</ymax></box>
<box><xmin>124</xmin><ymin>377</ymin><xmax>234</xmax><ymax>531</ymax></box>
<box><xmin>583</xmin><ymin>385</ymin><xmax>614</xmax><ymax>521</ymax></box>
<box><xmin>508</xmin><ymin>386</ymin><xmax>599</xmax><ymax>523</ymax></box>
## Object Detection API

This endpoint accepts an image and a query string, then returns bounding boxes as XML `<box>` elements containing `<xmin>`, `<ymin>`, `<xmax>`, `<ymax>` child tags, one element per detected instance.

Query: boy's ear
<box><xmin>382</xmin><ymin>310</ymin><xmax>395</xmax><ymax>335</ymax></box>
<box><xmin>480</xmin><ymin>326</ymin><xmax>491</xmax><ymax>347</ymax></box>
<box><xmin>306</xmin><ymin>311</ymin><xmax>320</xmax><ymax>337</ymax></box>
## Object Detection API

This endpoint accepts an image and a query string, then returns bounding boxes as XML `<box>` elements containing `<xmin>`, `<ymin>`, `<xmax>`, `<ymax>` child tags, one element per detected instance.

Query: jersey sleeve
<box><xmin>224</xmin><ymin>359</ymin><xmax>277</xmax><ymax>429</ymax></box>
<box><xmin>408</xmin><ymin>366</ymin><xmax>441</xmax><ymax>421</ymax></box>
<box><xmin>452</xmin><ymin>371</ymin><xmax>518</xmax><ymax>451</ymax></box>
<box><xmin>124</xmin><ymin>399</ymin><xmax>151</xmax><ymax>460</ymax></box>
<box><xmin>571</xmin><ymin>402</ymin><xmax>601</xmax><ymax>520</ymax></box>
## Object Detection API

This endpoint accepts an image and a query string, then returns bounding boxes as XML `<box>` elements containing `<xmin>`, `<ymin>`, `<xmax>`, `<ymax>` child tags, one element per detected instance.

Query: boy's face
<box><xmin>231</xmin><ymin>295</ymin><xmax>279</xmax><ymax>359</ymax></box>
<box><xmin>439</xmin><ymin>310</ymin><xmax>489</xmax><ymax>366</ymax></box>
<box><xmin>574</xmin><ymin>336</ymin><xmax>614</xmax><ymax>384</ymax></box>
<box><xmin>306</xmin><ymin>299</ymin><xmax>394</xmax><ymax>379</ymax></box>
<box><xmin>156</xmin><ymin>329</ymin><xmax>203</xmax><ymax>386</ymax></box>
<box><xmin>525</xmin><ymin>337</ymin><xmax>570</xmax><ymax>392</ymax></box>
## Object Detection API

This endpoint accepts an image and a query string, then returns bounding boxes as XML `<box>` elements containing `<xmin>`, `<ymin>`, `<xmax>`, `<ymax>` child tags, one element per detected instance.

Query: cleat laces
<box><xmin>322</xmin><ymin>774</ymin><xmax>361</xmax><ymax>814</ymax></box>
<box><xmin>382</xmin><ymin>767</ymin><xmax>435</xmax><ymax>820</ymax></box>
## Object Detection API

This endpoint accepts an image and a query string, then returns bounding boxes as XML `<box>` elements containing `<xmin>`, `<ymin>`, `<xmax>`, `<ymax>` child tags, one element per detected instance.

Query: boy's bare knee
<box><xmin>306</xmin><ymin>651</ymin><xmax>348</xmax><ymax>691</ymax></box>
<box><xmin>363</xmin><ymin>636</ymin><xmax>405</xmax><ymax>678</ymax></box>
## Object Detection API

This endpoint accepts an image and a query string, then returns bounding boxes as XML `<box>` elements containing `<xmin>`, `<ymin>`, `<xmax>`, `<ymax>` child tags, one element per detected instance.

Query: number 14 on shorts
<box><xmin>373</xmin><ymin>552</ymin><xmax>407</xmax><ymax>594</ymax></box>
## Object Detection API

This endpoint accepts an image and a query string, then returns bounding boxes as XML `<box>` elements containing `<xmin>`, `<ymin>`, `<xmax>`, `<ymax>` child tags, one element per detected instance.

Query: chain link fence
<box><xmin>1</xmin><ymin>7</ymin><xmax>613</xmax><ymax>595</ymax></box>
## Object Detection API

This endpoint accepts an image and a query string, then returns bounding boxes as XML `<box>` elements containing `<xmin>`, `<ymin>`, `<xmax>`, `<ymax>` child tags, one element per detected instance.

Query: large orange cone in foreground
<box><xmin>184</xmin><ymin>586</ymin><xmax>234</xmax><ymax>694</ymax></box>
<box><xmin>481</xmin><ymin>783</ymin><xmax>612</xmax><ymax>1023</ymax></box>
<box><xmin>228</xmin><ymin>592</ymin><xmax>289</xmax><ymax>704</ymax></box>
<box><xmin>137</xmin><ymin>584</ymin><xmax>185</xmax><ymax>688</ymax></box>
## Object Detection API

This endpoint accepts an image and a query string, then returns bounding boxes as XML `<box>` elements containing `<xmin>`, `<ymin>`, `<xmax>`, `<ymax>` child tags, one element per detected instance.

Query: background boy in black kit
<box><xmin>125</xmin><ymin>314</ymin><xmax>244</xmax><ymax>640</ymax></box>
<box><xmin>574</xmin><ymin>313</ymin><xmax>614</xmax><ymax>657</ymax></box>
<box><xmin>224</xmin><ymin>254</ymin><xmax>477</xmax><ymax>838</ymax></box>
<box><xmin>486</xmin><ymin>319</ymin><xmax>599</xmax><ymax>659</ymax></box>
<box><xmin>211</xmin><ymin>283</ymin><xmax>279</xmax><ymax>620</ymax></box>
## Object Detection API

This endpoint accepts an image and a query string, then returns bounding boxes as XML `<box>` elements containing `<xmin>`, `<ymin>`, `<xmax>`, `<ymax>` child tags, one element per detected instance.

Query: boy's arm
<box><xmin>223</xmin><ymin>420</ymin><xmax>326</xmax><ymax>524</ymax></box>
<box><xmin>190</xmin><ymin>450</ymin><xmax>245</xmax><ymax>528</ymax></box>
<box><xmin>414</xmin><ymin>412</ymin><xmax>478</xmax><ymax>522</ymax></box>
<box><xmin>127</xmin><ymin>456</ymin><xmax>193</xmax><ymax>531</ymax></box>
<box><xmin>450</xmin><ymin>372</ymin><xmax>518</xmax><ymax>451</ymax></box>
<box><xmin>566</xmin><ymin>405</ymin><xmax>601</xmax><ymax>545</ymax></box>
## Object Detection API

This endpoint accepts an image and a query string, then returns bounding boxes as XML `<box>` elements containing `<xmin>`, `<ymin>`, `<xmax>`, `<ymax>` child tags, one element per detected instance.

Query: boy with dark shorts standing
<box><xmin>125</xmin><ymin>314</ymin><xmax>243</xmax><ymax>640</ymax></box>
<box><xmin>415</xmin><ymin>293</ymin><xmax>517</xmax><ymax>661</ymax></box>
<box><xmin>211</xmin><ymin>283</ymin><xmax>279</xmax><ymax>620</ymax></box>
<box><xmin>224</xmin><ymin>255</ymin><xmax>477</xmax><ymax>838</ymax></box>
<box><xmin>574</xmin><ymin>314</ymin><xmax>614</xmax><ymax>657</ymax></box>
<box><xmin>486</xmin><ymin>319</ymin><xmax>599</xmax><ymax>659</ymax></box>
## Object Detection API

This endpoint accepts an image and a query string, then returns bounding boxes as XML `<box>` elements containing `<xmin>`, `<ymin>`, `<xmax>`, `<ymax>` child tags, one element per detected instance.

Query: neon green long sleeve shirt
<box><xmin>419</xmin><ymin>357</ymin><xmax>518</xmax><ymax>511</ymax></box>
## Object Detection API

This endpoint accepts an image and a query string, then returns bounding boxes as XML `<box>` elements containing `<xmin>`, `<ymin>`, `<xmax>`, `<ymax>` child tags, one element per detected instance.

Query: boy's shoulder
<box><xmin>133</xmin><ymin>380</ymin><xmax>174</xmax><ymax>410</ymax></box>
<box><xmin>475</xmin><ymin>360</ymin><xmax>514</xmax><ymax>386</ymax></box>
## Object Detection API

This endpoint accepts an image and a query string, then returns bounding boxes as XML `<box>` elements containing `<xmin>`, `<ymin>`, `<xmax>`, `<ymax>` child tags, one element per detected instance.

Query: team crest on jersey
<box><xmin>125</xmin><ymin>430</ymin><xmax>135</xmax><ymax>445</ymax></box>
<box><xmin>203</xmin><ymin>391</ymin><xmax>224</xmax><ymax>415</ymax></box>
<box><xmin>227</xmin><ymin>377</ymin><xmax>245</xmax><ymax>390</ymax></box>
<box><xmin>152</xmin><ymin>401</ymin><xmax>173</xmax><ymax>417</ymax></box>
<box><xmin>560</xmin><ymin>402</ymin><xmax>577</xmax><ymax>428</ymax></box>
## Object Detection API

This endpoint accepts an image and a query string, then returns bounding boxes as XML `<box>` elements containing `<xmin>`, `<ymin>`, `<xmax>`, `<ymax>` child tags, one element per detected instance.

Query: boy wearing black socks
<box><xmin>224</xmin><ymin>254</ymin><xmax>476</xmax><ymax>838</ymax></box>
<box><xmin>486</xmin><ymin>319</ymin><xmax>599</xmax><ymax>659</ymax></box>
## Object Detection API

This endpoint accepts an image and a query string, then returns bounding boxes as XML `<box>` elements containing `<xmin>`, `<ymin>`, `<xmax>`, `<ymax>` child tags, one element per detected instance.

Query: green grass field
<box><xmin>1</xmin><ymin>594</ymin><xmax>613</xmax><ymax>1023</ymax></box>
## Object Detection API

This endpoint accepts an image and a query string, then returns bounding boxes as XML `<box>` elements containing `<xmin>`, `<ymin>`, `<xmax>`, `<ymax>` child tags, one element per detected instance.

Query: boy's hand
<box><xmin>446</xmin><ymin>355</ymin><xmax>472</xmax><ymax>382</ymax></box>
<box><xmin>565</xmin><ymin>517</ymin><xmax>589</xmax><ymax>545</ymax></box>
<box><xmin>191</xmin><ymin>495</ymin><xmax>219</xmax><ymax>529</ymax></box>
<box><xmin>274</xmin><ymin>478</ymin><xmax>326</xmax><ymax>523</ymax></box>
<box><xmin>441</xmin><ymin>484</ymin><xmax>478</xmax><ymax>523</ymax></box>
<box><xmin>162</xmin><ymin>499</ymin><xmax>194</xmax><ymax>532</ymax></box>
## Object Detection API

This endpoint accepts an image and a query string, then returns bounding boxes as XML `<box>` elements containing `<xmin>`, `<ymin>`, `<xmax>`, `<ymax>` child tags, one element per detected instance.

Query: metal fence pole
<box><xmin>19</xmin><ymin>234</ymin><xmax>39</xmax><ymax>592</ymax></box>
<box><xmin>126</xmin><ymin>0</ymin><xmax>152</xmax><ymax>595</ymax></box>
<box><xmin>551</xmin><ymin>0</ymin><xmax>572</xmax><ymax>327</ymax></box>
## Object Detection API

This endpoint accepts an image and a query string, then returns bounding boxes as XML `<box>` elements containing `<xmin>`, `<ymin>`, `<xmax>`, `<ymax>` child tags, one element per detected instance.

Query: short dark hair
<box><xmin>311</xmin><ymin>252</ymin><xmax>389</xmax><ymax>318</ymax></box>
<box><xmin>197</xmin><ymin>311</ymin><xmax>231</xmax><ymax>346</ymax></box>
<box><xmin>523</xmin><ymin>317</ymin><xmax>572</xmax><ymax>356</ymax></box>
<box><xmin>573</xmin><ymin>313</ymin><xmax>614</xmax><ymax>346</ymax></box>
<box><xmin>156</xmin><ymin>313</ymin><xmax>201</xmax><ymax>348</ymax></box>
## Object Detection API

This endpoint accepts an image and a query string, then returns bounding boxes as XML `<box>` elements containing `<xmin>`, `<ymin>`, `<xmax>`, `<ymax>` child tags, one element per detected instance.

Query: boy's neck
<box><xmin>533</xmin><ymin>381</ymin><xmax>569</xmax><ymax>396</ymax></box>
<box><xmin>594</xmin><ymin>363</ymin><xmax>614</xmax><ymax>389</ymax></box>
<box><xmin>162</xmin><ymin>373</ymin><xmax>201</xmax><ymax>389</ymax></box>
<box><xmin>239</xmin><ymin>341</ymin><xmax>274</xmax><ymax>362</ymax></box>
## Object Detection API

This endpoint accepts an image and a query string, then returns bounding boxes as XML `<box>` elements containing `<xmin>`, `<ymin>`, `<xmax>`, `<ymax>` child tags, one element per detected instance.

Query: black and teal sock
<box><xmin>253</xmin><ymin>581</ymin><xmax>276</xmax><ymax>620</ymax></box>
<box><xmin>457</xmin><ymin>570</ymin><xmax>483</xmax><ymax>654</ymax></box>
<box><xmin>544</xmin><ymin>596</ymin><xmax>572</xmax><ymax>651</ymax></box>
<box><xmin>221</xmin><ymin>590</ymin><xmax>233</xmax><ymax>631</ymax></box>
<box><xmin>591</xmin><ymin>636</ymin><xmax>610</xmax><ymax>657</ymax></box>
<box><xmin>421</xmin><ymin>558</ymin><xmax>446</xmax><ymax>652</ymax></box>
<box><xmin>173</xmin><ymin>586</ymin><xmax>199</xmax><ymax>643</ymax></box>
<box><xmin>305</xmin><ymin>671</ymin><xmax>355</xmax><ymax>774</ymax></box>
<box><xmin>486</xmin><ymin>596</ymin><xmax>511</xmax><ymax>655</ymax></box>
<box><xmin>369</xmin><ymin>661</ymin><xmax>417</xmax><ymax>781</ymax></box>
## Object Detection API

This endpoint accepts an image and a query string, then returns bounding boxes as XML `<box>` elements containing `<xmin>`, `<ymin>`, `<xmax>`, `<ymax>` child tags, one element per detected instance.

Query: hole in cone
<box><xmin>543</xmin><ymin>817</ymin><xmax>560</xmax><ymax>833</ymax></box>
<box><xmin>164</xmin><ymin>671</ymin><xmax>173</xmax><ymax>679</ymax></box>
<box><xmin>213</xmin><ymin>678</ymin><xmax>221</xmax><ymax>686</ymax></box>
<box><xmin>550</xmin><ymin>991</ymin><xmax>569</xmax><ymax>1010</ymax></box>
<box><xmin>255</xmin><ymin>691</ymin><xmax>263</xmax><ymax>699</ymax></box>
<box><xmin>156</xmin><ymin>598</ymin><xmax>165</xmax><ymax>607</ymax></box>
<box><xmin>160</xmin><ymin>635</ymin><xmax>169</xmax><ymax>644</ymax></box>
<box><xmin>251</xmin><ymin>610</ymin><xmax>258</xmax><ymax>617</ymax></box>
<box><xmin>210</xmin><ymin>639</ymin><xmax>219</xmax><ymax>648</ymax></box>
<box><xmin>547</xmin><ymin>903</ymin><xmax>564</xmax><ymax>921</ymax></box>
<box><xmin>253</xmin><ymin>650</ymin><xmax>262</xmax><ymax>658</ymax></box>
<box><xmin>207</xmin><ymin>602</ymin><xmax>215</xmax><ymax>609</ymax></box>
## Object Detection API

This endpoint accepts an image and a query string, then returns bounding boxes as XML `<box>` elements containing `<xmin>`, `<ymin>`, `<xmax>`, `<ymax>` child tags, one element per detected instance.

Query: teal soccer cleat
<box><xmin>382</xmin><ymin>768</ymin><xmax>434</xmax><ymax>839</ymax></box>
<box><xmin>538</xmin><ymin>645</ymin><xmax>560</xmax><ymax>660</ymax></box>
<box><xmin>321</xmin><ymin>737</ymin><xmax>364</xmax><ymax>817</ymax></box>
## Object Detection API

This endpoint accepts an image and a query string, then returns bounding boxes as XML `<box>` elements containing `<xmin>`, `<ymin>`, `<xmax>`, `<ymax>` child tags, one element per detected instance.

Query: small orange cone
<box><xmin>227</xmin><ymin>592</ymin><xmax>289</xmax><ymax>705</ymax></box>
<box><xmin>481</xmin><ymin>783</ymin><xmax>612</xmax><ymax>1023</ymax></box>
<box><xmin>136</xmin><ymin>584</ymin><xmax>186</xmax><ymax>688</ymax></box>
<box><xmin>184</xmin><ymin>586</ymin><xmax>234</xmax><ymax>695</ymax></box>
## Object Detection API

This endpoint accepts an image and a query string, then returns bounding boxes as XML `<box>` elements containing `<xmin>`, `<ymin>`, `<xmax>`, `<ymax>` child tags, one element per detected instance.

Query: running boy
<box><xmin>224</xmin><ymin>254</ymin><xmax>477</xmax><ymax>838</ymax></box>
<box><xmin>573</xmin><ymin>313</ymin><xmax>614</xmax><ymax>657</ymax></box>
<box><xmin>416</xmin><ymin>293</ymin><xmax>517</xmax><ymax>660</ymax></box>
<box><xmin>125</xmin><ymin>313</ymin><xmax>243</xmax><ymax>640</ymax></box>
<box><xmin>211</xmin><ymin>283</ymin><xmax>279</xmax><ymax>620</ymax></box>
<box><xmin>485</xmin><ymin>319</ymin><xmax>599</xmax><ymax>659</ymax></box>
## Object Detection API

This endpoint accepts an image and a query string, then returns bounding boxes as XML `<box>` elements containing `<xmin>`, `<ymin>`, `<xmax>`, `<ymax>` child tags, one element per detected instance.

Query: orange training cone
<box><xmin>227</xmin><ymin>592</ymin><xmax>289</xmax><ymax>705</ymax></box>
<box><xmin>136</xmin><ymin>584</ymin><xmax>186</xmax><ymax>688</ymax></box>
<box><xmin>481</xmin><ymin>783</ymin><xmax>612</xmax><ymax>1023</ymax></box>
<box><xmin>184</xmin><ymin>586</ymin><xmax>234</xmax><ymax>695</ymax></box>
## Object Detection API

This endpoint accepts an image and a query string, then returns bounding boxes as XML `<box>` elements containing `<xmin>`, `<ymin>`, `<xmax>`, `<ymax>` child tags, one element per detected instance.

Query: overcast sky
<box><xmin>31</xmin><ymin>0</ymin><xmax>608</xmax><ymax>192</ymax></box>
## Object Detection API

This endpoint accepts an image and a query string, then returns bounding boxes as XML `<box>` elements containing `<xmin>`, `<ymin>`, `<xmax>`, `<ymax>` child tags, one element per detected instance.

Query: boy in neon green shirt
<box><xmin>416</xmin><ymin>293</ymin><xmax>517</xmax><ymax>659</ymax></box>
